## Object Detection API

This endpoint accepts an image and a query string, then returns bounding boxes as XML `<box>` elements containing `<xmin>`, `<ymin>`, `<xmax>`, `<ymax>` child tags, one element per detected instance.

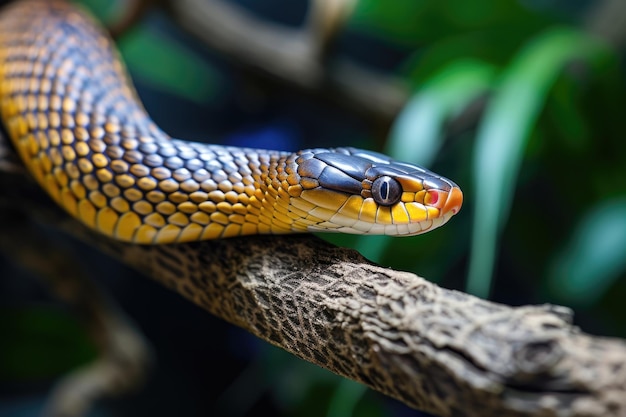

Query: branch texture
<box><xmin>1</xmin><ymin>135</ymin><xmax>625</xmax><ymax>416</ymax></box>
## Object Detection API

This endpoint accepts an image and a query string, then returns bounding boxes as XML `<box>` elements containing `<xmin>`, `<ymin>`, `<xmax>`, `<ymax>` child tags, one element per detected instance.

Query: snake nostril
<box><xmin>425</xmin><ymin>190</ymin><xmax>439</xmax><ymax>206</ymax></box>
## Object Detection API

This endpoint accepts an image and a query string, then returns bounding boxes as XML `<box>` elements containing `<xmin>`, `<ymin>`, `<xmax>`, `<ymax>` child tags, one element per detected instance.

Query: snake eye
<box><xmin>372</xmin><ymin>176</ymin><xmax>402</xmax><ymax>206</ymax></box>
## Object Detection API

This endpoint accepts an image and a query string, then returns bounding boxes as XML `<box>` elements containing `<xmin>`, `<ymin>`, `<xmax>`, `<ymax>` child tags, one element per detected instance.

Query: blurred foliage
<box><xmin>2</xmin><ymin>0</ymin><xmax>625</xmax><ymax>416</ymax></box>
<box><xmin>467</xmin><ymin>27</ymin><xmax>613</xmax><ymax>296</ymax></box>
<box><xmin>0</xmin><ymin>307</ymin><xmax>96</xmax><ymax>381</ymax></box>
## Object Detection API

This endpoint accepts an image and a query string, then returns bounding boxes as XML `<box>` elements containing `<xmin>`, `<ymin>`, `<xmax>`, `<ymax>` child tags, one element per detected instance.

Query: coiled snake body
<box><xmin>0</xmin><ymin>0</ymin><xmax>462</xmax><ymax>244</ymax></box>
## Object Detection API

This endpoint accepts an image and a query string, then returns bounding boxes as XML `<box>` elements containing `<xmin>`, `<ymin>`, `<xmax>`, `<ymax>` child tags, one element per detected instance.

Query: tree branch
<box><xmin>161</xmin><ymin>0</ymin><xmax>408</xmax><ymax>126</ymax></box>
<box><xmin>585</xmin><ymin>0</ymin><xmax>626</xmax><ymax>48</ymax></box>
<box><xmin>1</xmin><ymin>134</ymin><xmax>625</xmax><ymax>416</ymax></box>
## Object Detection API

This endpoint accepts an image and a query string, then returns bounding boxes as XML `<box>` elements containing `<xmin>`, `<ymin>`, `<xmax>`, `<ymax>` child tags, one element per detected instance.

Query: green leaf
<box><xmin>389</xmin><ymin>59</ymin><xmax>496</xmax><ymax>167</ymax></box>
<box><xmin>349</xmin><ymin>0</ymin><xmax>532</xmax><ymax>46</ymax></box>
<box><xmin>547</xmin><ymin>199</ymin><xmax>626</xmax><ymax>306</ymax></box>
<box><xmin>118</xmin><ymin>27</ymin><xmax>221</xmax><ymax>105</ymax></box>
<box><xmin>466</xmin><ymin>27</ymin><xmax>613</xmax><ymax>298</ymax></box>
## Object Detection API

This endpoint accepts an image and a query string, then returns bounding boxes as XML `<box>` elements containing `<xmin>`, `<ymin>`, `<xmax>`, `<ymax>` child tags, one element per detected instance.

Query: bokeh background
<box><xmin>1</xmin><ymin>0</ymin><xmax>625</xmax><ymax>416</ymax></box>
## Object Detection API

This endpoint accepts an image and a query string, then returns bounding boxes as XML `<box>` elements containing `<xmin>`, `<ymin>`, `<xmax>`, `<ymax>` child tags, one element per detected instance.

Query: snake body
<box><xmin>0</xmin><ymin>0</ymin><xmax>462</xmax><ymax>244</ymax></box>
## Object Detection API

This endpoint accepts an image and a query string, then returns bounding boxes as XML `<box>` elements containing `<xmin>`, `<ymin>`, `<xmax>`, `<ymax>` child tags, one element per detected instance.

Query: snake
<box><xmin>0</xmin><ymin>0</ymin><xmax>462</xmax><ymax>245</ymax></box>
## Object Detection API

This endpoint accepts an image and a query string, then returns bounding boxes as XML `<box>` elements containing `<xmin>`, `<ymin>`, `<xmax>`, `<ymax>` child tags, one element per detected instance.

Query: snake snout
<box><xmin>443</xmin><ymin>186</ymin><xmax>463</xmax><ymax>215</ymax></box>
<box><xmin>423</xmin><ymin>183</ymin><xmax>463</xmax><ymax>214</ymax></box>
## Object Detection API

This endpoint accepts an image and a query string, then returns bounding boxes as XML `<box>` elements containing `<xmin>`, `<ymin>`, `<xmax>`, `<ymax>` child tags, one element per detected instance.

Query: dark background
<box><xmin>1</xmin><ymin>0</ymin><xmax>625</xmax><ymax>416</ymax></box>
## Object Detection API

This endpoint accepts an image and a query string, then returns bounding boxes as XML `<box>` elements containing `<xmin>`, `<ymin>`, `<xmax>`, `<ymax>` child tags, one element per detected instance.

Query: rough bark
<box><xmin>1</xmin><ymin>137</ymin><xmax>625</xmax><ymax>417</ymax></box>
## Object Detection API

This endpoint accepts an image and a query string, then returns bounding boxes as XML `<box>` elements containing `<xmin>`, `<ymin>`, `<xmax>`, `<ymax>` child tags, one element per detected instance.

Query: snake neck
<box><xmin>0</xmin><ymin>0</ymin><xmax>463</xmax><ymax>244</ymax></box>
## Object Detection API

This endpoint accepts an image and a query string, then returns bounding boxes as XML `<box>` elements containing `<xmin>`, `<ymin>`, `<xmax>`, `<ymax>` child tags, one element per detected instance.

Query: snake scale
<box><xmin>0</xmin><ymin>0</ymin><xmax>462</xmax><ymax>245</ymax></box>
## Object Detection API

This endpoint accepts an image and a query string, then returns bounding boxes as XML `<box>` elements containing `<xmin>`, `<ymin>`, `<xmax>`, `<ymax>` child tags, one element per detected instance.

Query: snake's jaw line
<box><xmin>0</xmin><ymin>1</ymin><xmax>463</xmax><ymax>243</ymax></box>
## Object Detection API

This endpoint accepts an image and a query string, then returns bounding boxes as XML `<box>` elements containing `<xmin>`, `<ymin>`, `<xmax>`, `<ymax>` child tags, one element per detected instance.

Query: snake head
<box><xmin>280</xmin><ymin>147</ymin><xmax>463</xmax><ymax>236</ymax></box>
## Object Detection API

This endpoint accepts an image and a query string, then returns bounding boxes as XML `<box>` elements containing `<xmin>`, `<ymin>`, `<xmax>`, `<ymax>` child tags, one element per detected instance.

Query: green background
<box><xmin>1</xmin><ymin>0</ymin><xmax>624</xmax><ymax>416</ymax></box>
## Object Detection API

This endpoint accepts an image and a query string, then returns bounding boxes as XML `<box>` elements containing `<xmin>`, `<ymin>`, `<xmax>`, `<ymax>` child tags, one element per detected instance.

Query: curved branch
<box><xmin>586</xmin><ymin>0</ymin><xmax>626</xmax><ymax>47</ymax></box>
<box><xmin>1</xmin><ymin>134</ymin><xmax>625</xmax><ymax>416</ymax></box>
<box><xmin>163</xmin><ymin>0</ymin><xmax>408</xmax><ymax>125</ymax></box>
